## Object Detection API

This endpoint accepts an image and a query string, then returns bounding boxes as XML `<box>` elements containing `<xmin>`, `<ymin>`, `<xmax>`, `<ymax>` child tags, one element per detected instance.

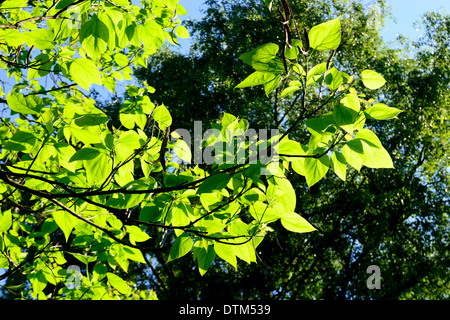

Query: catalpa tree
<box><xmin>0</xmin><ymin>0</ymin><xmax>401</xmax><ymax>299</ymax></box>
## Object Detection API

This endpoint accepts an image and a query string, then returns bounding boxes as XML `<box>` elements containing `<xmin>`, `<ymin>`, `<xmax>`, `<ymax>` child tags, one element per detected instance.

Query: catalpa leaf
<box><xmin>235</xmin><ymin>71</ymin><xmax>276</xmax><ymax>89</ymax></box>
<box><xmin>239</xmin><ymin>43</ymin><xmax>279</xmax><ymax>66</ymax></box>
<box><xmin>281</xmin><ymin>212</ymin><xmax>316</xmax><ymax>233</ymax></box>
<box><xmin>69</xmin><ymin>58</ymin><xmax>102</xmax><ymax>90</ymax></box>
<box><xmin>309</xmin><ymin>18</ymin><xmax>341</xmax><ymax>50</ymax></box>
<box><xmin>304</xmin><ymin>154</ymin><xmax>330</xmax><ymax>187</ymax></box>
<box><xmin>107</xmin><ymin>272</ymin><xmax>128</xmax><ymax>294</ymax></box>
<box><xmin>214</xmin><ymin>241</ymin><xmax>237</xmax><ymax>269</ymax></box>
<box><xmin>197</xmin><ymin>173</ymin><xmax>231</xmax><ymax>194</ymax></box>
<box><xmin>7</xmin><ymin>92</ymin><xmax>42</xmax><ymax>115</ymax></box>
<box><xmin>361</xmin><ymin>70</ymin><xmax>386</xmax><ymax>90</ymax></box>
<box><xmin>364</xmin><ymin>103</ymin><xmax>403</xmax><ymax>120</ymax></box>
<box><xmin>168</xmin><ymin>233</ymin><xmax>193</xmax><ymax>262</ymax></box>
<box><xmin>69</xmin><ymin>147</ymin><xmax>101</xmax><ymax>162</ymax></box>
<box><xmin>80</xmin><ymin>14</ymin><xmax>109</xmax><ymax>59</ymax></box>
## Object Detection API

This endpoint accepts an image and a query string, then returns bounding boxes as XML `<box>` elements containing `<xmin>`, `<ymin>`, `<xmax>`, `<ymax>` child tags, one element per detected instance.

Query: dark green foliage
<box><xmin>132</xmin><ymin>0</ymin><xmax>449</xmax><ymax>299</ymax></box>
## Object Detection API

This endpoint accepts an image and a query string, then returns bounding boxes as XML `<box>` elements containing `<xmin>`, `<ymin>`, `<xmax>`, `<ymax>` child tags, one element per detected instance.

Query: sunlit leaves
<box><xmin>308</xmin><ymin>17</ymin><xmax>341</xmax><ymax>50</ymax></box>
<box><xmin>6</xmin><ymin>92</ymin><xmax>42</xmax><ymax>115</ymax></box>
<box><xmin>69</xmin><ymin>58</ymin><xmax>102</xmax><ymax>90</ymax></box>
<box><xmin>0</xmin><ymin>209</ymin><xmax>12</xmax><ymax>232</ymax></box>
<box><xmin>304</xmin><ymin>155</ymin><xmax>330</xmax><ymax>187</ymax></box>
<box><xmin>331</xmin><ymin>151</ymin><xmax>347</xmax><ymax>181</ymax></box>
<box><xmin>214</xmin><ymin>241</ymin><xmax>237</xmax><ymax>269</ymax></box>
<box><xmin>153</xmin><ymin>105</ymin><xmax>172</xmax><ymax>130</ymax></box>
<box><xmin>197</xmin><ymin>173</ymin><xmax>231</xmax><ymax>194</ymax></box>
<box><xmin>80</xmin><ymin>14</ymin><xmax>109</xmax><ymax>60</ymax></box>
<box><xmin>235</xmin><ymin>71</ymin><xmax>276</xmax><ymax>88</ymax></box>
<box><xmin>0</xmin><ymin>0</ymin><xmax>404</xmax><ymax>299</ymax></box>
<box><xmin>364</xmin><ymin>103</ymin><xmax>403</xmax><ymax>120</ymax></box>
<box><xmin>280</xmin><ymin>212</ymin><xmax>316</xmax><ymax>233</ymax></box>
<box><xmin>239</xmin><ymin>43</ymin><xmax>279</xmax><ymax>66</ymax></box>
<box><xmin>175</xmin><ymin>25</ymin><xmax>190</xmax><ymax>38</ymax></box>
<box><xmin>361</xmin><ymin>70</ymin><xmax>386</xmax><ymax>90</ymax></box>
<box><xmin>107</xmin><ymin>273</ymin><xmax>129</xmax><ymax>294</ymax></box>
<box><xmin>139</xmin><ymin>20</ymin><xmax>166</xmax><ymax>54</ymax></box>
<box><xmin>168</xmin><ymin>233</ymin><xmax>193</xmax><ymax>262</ymax></box>
<box><xmin>53</xmin><ymin>211</ymin><xmax>76</xmax><ymax>242</ymax></box>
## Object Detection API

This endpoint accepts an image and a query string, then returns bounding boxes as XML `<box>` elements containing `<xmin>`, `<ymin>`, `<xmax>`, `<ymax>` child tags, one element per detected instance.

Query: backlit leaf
<box><xmin>309</xmin><ymin>18</ymin><xmax>341</xmax><ymax>50</ymax></box>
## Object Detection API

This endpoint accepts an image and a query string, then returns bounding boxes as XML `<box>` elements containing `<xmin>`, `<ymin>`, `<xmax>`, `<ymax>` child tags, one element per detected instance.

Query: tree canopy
<box><xmin>131</xmin><ymin>0</ymin><xmax>449</xmax><ymax>300</ymax></box>
<box><xmin>0</xmin><ymin>0</ymin><xmax>447</xmax><ymax>301</ymax></box>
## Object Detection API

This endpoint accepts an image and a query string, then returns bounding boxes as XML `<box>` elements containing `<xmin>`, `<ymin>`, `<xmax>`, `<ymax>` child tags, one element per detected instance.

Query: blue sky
<box><xmin>177</xmin><ymin>0</ymin><xmax>450</xmax><ymax>45</ymax></box>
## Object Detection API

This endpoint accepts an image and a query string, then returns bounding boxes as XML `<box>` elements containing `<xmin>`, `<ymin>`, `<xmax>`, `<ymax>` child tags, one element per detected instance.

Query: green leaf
<box><xmin>27</xmin><ymin>53</ymin><xmax>53</xmax><ymax>79</ymax></box>
<box><xmin>235</xmin><ymin>71</ymin><xmax>276</xmax><ymax>89</ymax></box>
<box><xmin>55</xmin><ymin>0</ymin><xmax>77</xmax><ymax>9</ymax></box>
<box><xmin>332</xmin><ymin>94</ymin><xmax>360</xmax><ymax>134</ymax></box>
<box><xmin>342</xmin><ymin>142</ymin><xmax>364</xmax><ymax>171</ymax></box>
<box><xmin>280</xmin><ymin>86</ymin><xmax>300</xmax><ymax>98</ymax></box>
<box><xmin>139</xmin><ymin>20</ymin><xmax>165</xmax><ymax>54</ymax></box>
<box><xmin>331</xmin><ymin>151</ymin><xmax>347</xmax><ymax>181</ymax></box>
<box><xmin>80</xmin><ymin>14</ymin><xmax>109</xmax><ymax>59</ymax></box>
<box><xmin>68</xmin><ymin>252</ymin><xmax>97</xmax><ymax>265</ymax></box>
<box><xmin>239</xmin><ymin>43</ymin><xmax>279</xmax><ymax>66</ymax></box>
<box><xmin>118</xmin><ymin>131</ymin><xmax>142</xmax><ymax>150</ymax></box>
<box><xmin>74</xmin><ymin>113</ymin><xmax>109</xmax><ymax>126</ymax></box>
<box><xmin>113</xmin><ymin>53</ymin><xmax>129</xmax><ymax>67</ymax></box>
<box><xmin>197</xmin><ymin>173</ymin><xmax>231</xmax><ymax>194</ymax></box>
<box><xmin>356</xmin><ymin>129</ymin><xmax>394</xmax><ymax>168</ymax></box>
<box><xmin>264</xmin><ymin>74</ymin><xmax>281</xmax><ymax>96</ymax></box>
<box><xmin>69</xmin><ymin>58</ymin><xmax>102</xmax><ymax>90</ymax></box>
<box><xmin>278</xmin><ymin>139</ymin><xmax>307</xmax><ymax>157</ymax></box>
<box><xmin>0</xmin><ymin>209</ymin><xmax>12</xmax><ymax>232</ymax></box>
<box><xmin>325</xmin><ymin>67</ymin><xmax>343</xmax><ymax>90</ymax></box>
<box><xmin>53</xmin><ymin>211</ymin><xmax>76</xmax><ymax>242</ymax></box>
<box><xmin>27</xmin><ymin>29</ymin><xmax>54</xmax><ymax>50</ymax></box>
<box><xmin>214</xmin><ymin>242</ymin><xmax>237</xmax><ymax>269</ymax></box>
<box><xmin>304</xmin><ymin>155</ymin><xmax>330</xmax><ymax>187</ymax></box>
<box><xmin>361</xmin><ymin>70</ymin><xmax>386</xmax><ymax>90</ymax></box>
<box><xmin>168</xmin><ymin>233</ymin><xmax>193</xmax><ymax>262</ymax></box>
<box><xmin>308</xmin><ymin>18</ymin><xmax>341</xmax><ymax>50</ymax></box>
<box><xmin>153</xmin><ymin>105</ymin><xmax>172</xmax><ymax>130</ymax></box>
<box><xmin>6</xmin><ymin>92</ymin><xmax>42</xmax><ymax>115</ymax></box>
<box><xmin>84</xmin><ymin>151</ymin><xmax>112</xmax><ymax>186</ymax></box>
<box><xmin>69</xmin><ymin>147</ymin><xmax>100</xmax><ymax>162</ymax></box>
<box><xmin>306</xmin><ymin>62</ymin><xmax>327</xmax><ymax>86</ymax></box>
<box><xmin>175</xmin><ymin>25</ymin><xmax>190</xmax><ymax>39</ymax></box>
<box><xmin>285</xmin><ymin>39</ymin><xmax>303</xmax><ymax>60</ymax></box>
<box><xmin>111</xmin><ymin>0</ymin><xmax>129</xmax><ymax>6</ymax></box>
<box><xmin>107</xmin><ymin>272</ymin><xmax>128</xmax><ymax>294</ymax></box>
<box><xmin>267</xmin><ymin>176</ymin><xmax>296</xmax><ymax>213</ymax></box>
<box><xmin>280</xmin><ymin>212</ymin><xmax>317</xmax><ymax>233</ymax></box>
<box><xmin>162</xmin><ymin>0</ymin><xmax>177</xmax><ymax>10</ymax></box>
<box><xmin>174</xmin><ymin>139</ymin><xmax>192</xmax><ymax>163</ymax></box>
<box><xmin>333</xmin><ymin>104</ymin><xmax>354</xmax><ymax>134</ymax></box>
<box><xmin>123</xmin><ymin>246</ymin><xmax>146</xmax><ymax>264</ymax></box>
<box><xmin>364</xmin><ymin>103</ymin><xmax>403</xmax><ymax>120</ymax></box>
<box><xmin>193</xmin><ymin>240</ymin><xmax>216</xmax><ymax>276</ymax></box>
<box><xmin>126</xmin><ymin>226</ymin><xmax>150</xmax><ymax>245</ymax></box>
<box><xmin>354</xmin><ymin>128</ymin><xmax>382</xmax><ymax>148</ymax></box>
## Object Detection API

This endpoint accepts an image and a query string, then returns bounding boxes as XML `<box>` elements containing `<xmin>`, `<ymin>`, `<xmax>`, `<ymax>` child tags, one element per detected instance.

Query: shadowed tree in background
<box><xmin>125</xmin><ymin>0</ymin><xmax>449</xmax><ymax>299</ymax></box>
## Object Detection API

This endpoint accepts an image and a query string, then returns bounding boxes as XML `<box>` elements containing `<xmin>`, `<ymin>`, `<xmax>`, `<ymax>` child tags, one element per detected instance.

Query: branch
<box><xmin>0</xmin><ymin>0</ymin><xmax>87</xmax><ymax>29</ymax></box>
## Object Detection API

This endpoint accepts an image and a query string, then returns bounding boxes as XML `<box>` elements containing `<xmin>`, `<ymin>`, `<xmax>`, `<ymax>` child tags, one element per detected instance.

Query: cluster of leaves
<box><xmin>130</xmin><ymin>0</ymin><xmax>448</xmax><ymax>300</ymax></box>
<box><xmin>0</xmin><ymin>0</ymin><xmax>401</xmax><ymax>300</ymax></box>
<box><xmin>234</xmin><ymin>9</ymin><xmax>401</xmax><ymax>188</ymax></box>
